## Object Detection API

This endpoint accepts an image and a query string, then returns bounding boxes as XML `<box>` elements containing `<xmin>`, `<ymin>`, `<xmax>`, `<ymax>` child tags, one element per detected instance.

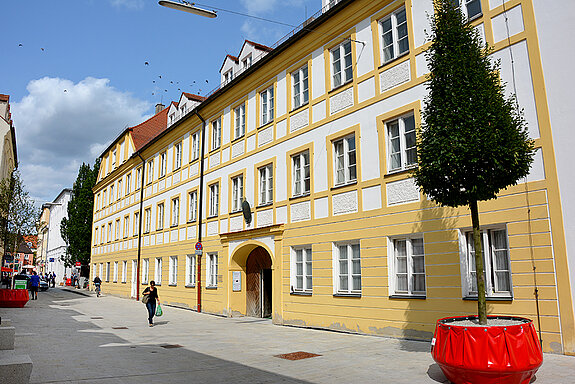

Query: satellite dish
<box><xmin>241</xmin><ymin>198</ymin><xmax>252</xmax><ymax>225</ymax></box>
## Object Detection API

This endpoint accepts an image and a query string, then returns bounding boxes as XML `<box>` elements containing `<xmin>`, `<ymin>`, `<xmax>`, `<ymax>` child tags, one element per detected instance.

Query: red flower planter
<box><xmin>431</xmin><ymin>315</ymin><xmax>543</xmax><ymax>384</ymax></box>
<box><xmin>0</xmin><ymin>289</ymin><xmax>29</xmax><ymax>308</ymax></box>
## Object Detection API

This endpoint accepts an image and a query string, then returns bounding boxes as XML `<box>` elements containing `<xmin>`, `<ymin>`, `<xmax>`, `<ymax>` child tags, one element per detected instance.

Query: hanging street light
<box><xmin>158</xmin><ymin>1</ymin><xmax>217</xmax><ymax>18</ymax></box>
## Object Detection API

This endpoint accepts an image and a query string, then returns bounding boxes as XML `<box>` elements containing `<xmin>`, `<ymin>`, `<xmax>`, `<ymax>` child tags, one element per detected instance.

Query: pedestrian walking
<box><xmin>51</xmin><ymin>272</ymin><xmax>56</xmax><ymax>287</ymax></box>
<box><xmin>30</xmin><ymin>271</ymin><xmax>40</xmax><ymax>300</ymax></box>
<box><xmin>142</xmin><ymin>281</ymin><xmax>160</xmax><ymax>327</ymax></box>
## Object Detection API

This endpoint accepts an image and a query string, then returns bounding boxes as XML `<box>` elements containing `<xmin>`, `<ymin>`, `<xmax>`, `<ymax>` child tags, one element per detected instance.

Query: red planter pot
<box><xmin>431</xmin><ymin>315</ymin><xmax>543</xmax><ymax>384</ymax></box>
<box><xmin>0</xmin><ymin>289</ymin><xmax>29</xmax><ymax>308</ymax></box>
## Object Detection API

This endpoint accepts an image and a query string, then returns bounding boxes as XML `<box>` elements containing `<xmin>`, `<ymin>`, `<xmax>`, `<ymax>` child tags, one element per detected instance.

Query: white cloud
<box><xmin>240</xmin><ymin>0</ymin><xmax>278</xmax><ymax>15</ymax></box>
<box><xmin>12</xmin><ymin>77</ymin><xmax>150</xmax><ymax>204</ymax></box>
<box><xmin>109</xmin><ymin>0</ymin><xmax>144</xmax><ymax>10</ymax></box>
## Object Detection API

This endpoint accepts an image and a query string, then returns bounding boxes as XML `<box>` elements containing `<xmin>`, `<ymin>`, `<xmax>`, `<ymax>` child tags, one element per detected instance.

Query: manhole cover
<box><xmin>91</xmin><ymin>317</ymin><xmax>104</xmax><ymax>319</ymax></box>
<box><xmin>274</xmin><ymin>351</ymin><xmax>321</xmax><ymax>360</ymax></box>
<box><xmin>161</xmin><ymin>344</ymin><xmax>183</xmax><ymax>349</ymax></box>
<box><xmin>112</xmin><ymin>327</ymin><xmax>128</xmax><ymax>329</ymax></box>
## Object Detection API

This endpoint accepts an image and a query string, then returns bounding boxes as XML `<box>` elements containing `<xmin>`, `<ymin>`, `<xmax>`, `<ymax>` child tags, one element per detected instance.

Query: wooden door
<box><xmin>246</xmin><ymin>247</ymin><xmax>272</xmax><ymax>318</ymax></box>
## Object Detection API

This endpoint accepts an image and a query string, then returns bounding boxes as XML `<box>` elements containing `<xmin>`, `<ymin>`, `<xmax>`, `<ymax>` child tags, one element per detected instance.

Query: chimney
<box><xmin>155</xmin><ymin>103</ymin><xmax>165</xmax><ymax>114</ymax></box>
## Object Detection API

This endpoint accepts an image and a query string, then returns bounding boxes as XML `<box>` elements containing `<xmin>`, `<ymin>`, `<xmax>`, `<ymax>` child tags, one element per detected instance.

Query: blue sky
<box><xmin>1</xmin><ymin>0</ymin><xmax>319</xmax><ymax>204</ymax></box>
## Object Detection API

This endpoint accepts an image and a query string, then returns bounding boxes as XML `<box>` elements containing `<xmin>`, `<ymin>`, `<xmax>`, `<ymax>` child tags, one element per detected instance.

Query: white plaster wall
<box><xmin>532</xmin><ymin>0</ymin><xmax>575</xmax><ymax>316</ymax></box>
<box><xmin>491</xmin><ymin>41</ymin><xmax>539</xmax><ymax>139</ymax></box>
<box><xmin>247</xmin><ymin>91</ymin><xmax>256</xmax><ymax>133</ymax></box>
<box><xmin>276</xmin><ymin>71</ymin><xmax>287</xmax><ymax>117</ymax></box>
<box><xmin>355</xmin><ymin>17</ymin><xmax>374</xmax><ymax>78</ymax></box>
<box><xmin>492</xmin><ymin>4</ymin><xmax>524</xmax><ymax>44</ymax></box>
<box><xmin>411</xmin><ymin>0</ymin><xmax>434</xmax><ymax>49</ymax></box>
<box><xmin>311</xmin><ymin>47</ymin><xmax>326</xmax><ymax>99</ymax></box>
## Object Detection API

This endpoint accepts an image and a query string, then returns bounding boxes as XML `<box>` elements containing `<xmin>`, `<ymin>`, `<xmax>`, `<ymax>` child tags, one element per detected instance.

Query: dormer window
<box><xmin>180</xmin><ymin>105</ymin><xmax>186</xmax><ymax>116</ymax></box>
<box><xmin>243</xmin><ymin>55</ymin><xmax>252</xmax><ymax>69</ymax></box>
<box><xmin>169</xmin><ymin>113</ymin><xmax>176</xmax><ymax>124</ymax></box>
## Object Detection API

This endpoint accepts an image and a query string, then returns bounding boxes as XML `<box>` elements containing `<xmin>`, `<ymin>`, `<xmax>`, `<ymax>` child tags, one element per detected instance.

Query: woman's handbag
<box><xmin>155</xmin><ymin>303</ymin><xmax>163</xmax><ymax>316</ymax></box>
<box><xmin>141</xmin><ymin>294</ymin><xmax>149</xmax><ymax>304</ymax></box>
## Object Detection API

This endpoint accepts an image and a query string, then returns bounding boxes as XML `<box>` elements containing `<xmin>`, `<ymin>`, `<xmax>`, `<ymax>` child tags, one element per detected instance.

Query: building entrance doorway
<box><xmin>246</xmin><ymin>247</ymin><xmax>272</xmax><ymax>318</ymax></box>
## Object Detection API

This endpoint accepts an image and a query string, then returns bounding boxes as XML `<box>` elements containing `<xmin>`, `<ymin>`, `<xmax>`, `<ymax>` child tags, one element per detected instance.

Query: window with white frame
<box><xmin>123</xmin><ymin>216</ymin><xmax>129</xmax><ymax>238</ymax></box>
<box><xmin>103</xmin><ymin>190</ymin><xmax>107</xmax><ymax>207</ymax></box>
<box><xmin>389</xmin><ymin>236</ymin><xmax>426</xmax><ymax>296</ymax></box>
<box><xmin>101</xmin><ymin>225</ymin><xmax>105</xmax><ymax>244</ymax></box>
<box><xmin>291</xmin><ymin>247</ymin><xmax>312</xmax><ymax>293</ymax></box>
<box><xmin>333</xmin><ymin>134</ymin><xmax>357</xmax><ymax>186</ymax></box>
<box><xmin>450</xmin><ymin>0</ymin><xmax>482</xmax><ymax>20</ymax></box>
<box><xmin>169</xmin><ymin>256</ymin><xmax>178</xmax><ymax>285</ymax></box>
<box><xmin>261</xmin><ymin>86</ymin><xmax>274</xmax><ymax>125</ymax></box>
<box><xmin>234</xmin><ymin>104</ymin><xmax>245</xmax><ymax>139</ymax></box>
<box><xmin>259</xmin><ymin>164</ymin><xmax>273</xmax><ymax>205</ymax></box>
<box><xmin>232</xmin><ymin>175</ymin><xmax>244</xmax><ymax>212</ymax></box>
<box><xmin>115</xmin><ymin>219</ymin><xmax>120</xmax><ymax>240</ymax></box>
<box><xmin>186</xmin><ymin>254</ymin><xmax>196</xmax><ymax>286</ymax></box>
<box><xmin>122</xmin><ymin>260</ymin><xmax>127</xmax><ymax>283</ymax></box>
<box><xmin>331</xmin><ymin>40</ymin><xmax>353</xmax><ymax>88</ymax></box>
<box><xmin>292</xmin><ymin>151</ymin><xmax>310</xmax><ymax>197</ymax></box>
<box><xmin>159</xmin><ymin>152</ymin><xmax>167</xmax><ymax>177</ymax></box>
<box><xmin>112</xmin><ymin>149</ymin><xmax>117</xmax><ymax>168</ymax></box>
<box><xmin>157</xmin><ymin>203</ymin><xmax>164</xmax><ymax>230</ymax></box>
<box><xmin>224</xmin><ymin>69</ymin><xmax>233</xmax><ymax>84</ymax></box>
<box><xmin>94</xmin><ymin>227</ymin><xmax>98</xmax><ymax>246</ymax></box>
<box><xmin>174</xmin><ymin>142</ymin><xmax>182</xmax><ymax>169</ymax></box>
<box><xmin>380</xmin><ymin>7</ymin><xmax>409</xmax><ymax>64</ymax></box>
<box><xmin>113</xmin><ymin>261</ymin><xmax>118</xmax><ymax>282</ymax></box>
<box><xmin>142</xmin><ymin>258</ymin><xmax>149</xmax><ymax>284</ymax></box>
<box><xmin>191</xmin><ymin>131</ymin><xmax>200</xmax><ymax>161</ymax></box>
<box><xmin>334</xmin><ymin>242</ymin><xmax>361</xmax><ymax>294</ymax></box>
<box><xmin>188</xmin><ymin>190</ymin><xmax>197</xmax><ymax>222</ymax></box>
<box><xmin>386</xmin><ymin>113</ymin><xmax>416</xmax><ymax>173</ymax></box>
<box><xmin>243</xmin><ymin>54</ymin><xmax>252</xmax><ymax>69</ymax></box>
<box><xmin>212</xmin><ymin>118</ymin><xmax>221</xmax><ymax>150</ymax></box>
<box><xmin>207</xmin><ymin>253</ymin><xmax>218</xmax><ymax>287</ymax></box>
<box><xmin>136</xmin><ymin>167</ymin><xmax>142</xmax><ymax>189</ymax></box>
<box><xmin>110</xmin><ymin>184</ymin><xmax>115</xmax><ymax>202</ymax></box>
<box><xmin>292</xmin><ymin>65</ymin><xmax>309</xmax><ymax>109</ymax></box>
<box><xmin>126</xmin><ymin>173</ymin><xmax>131</xmax><ymax>195</ymax></box>
<box><xmin>144</xmin><ymin>208</ymin><xmax>151</xmax><ymax>233</ymax></box>
<box><xmin>99</xmin><ymin>263</ymin><xmax>103</xmax><ymax>281</ymax></box>
<box><xmin>134</xmin><ymin>211</ymin><xmax>140</xmax><ymax>236</ymax></box>
<box><xmin>117</xmin><ymin>179</ymin><xmax>123</xmax><ymax>200</ymax></box>
<box><xmin>106</xmin><ymin>262</ymin><xmax>111</xmax><ymax>282</ymax></box>
<box><xmin>155</xmin><ymin>257</ymin><xmax>162</xmax><ymax>285</ymax></box>
<box><xmin>147</xmin><ymin>160</ymin><xmax>154</xmax><ymax>184</ymax></box>
<box><xmin>107</xmin><ymin>222</ymin><xmax>112</xmax><ymax>242</ymax></box>
<box><xmin>171</xmin><ymin>197</ymin><xmax>179</xmax><ymax>227</ymax></box>
<box><xmin>461</xmin><ymin>227</ymin><xmax>512</xmax><ymax>298</ymax></box>
<box><xmin>209</xmin><ymin>183</ymin><xmax>219</xmax><ymax>217</ymax></box>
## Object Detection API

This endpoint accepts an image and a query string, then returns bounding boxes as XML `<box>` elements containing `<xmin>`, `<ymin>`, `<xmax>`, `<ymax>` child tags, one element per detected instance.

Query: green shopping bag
<box><xmin>155</xmin><ymin>303</ymin><xmax>163</xmax><ymax>317</ymax></box>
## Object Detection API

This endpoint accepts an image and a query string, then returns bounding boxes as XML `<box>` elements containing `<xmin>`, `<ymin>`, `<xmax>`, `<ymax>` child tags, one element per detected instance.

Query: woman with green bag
<box><xmin>142</xmin><ymin>281</ymin><xmax>160</xmax><ymax>327</ymax></box>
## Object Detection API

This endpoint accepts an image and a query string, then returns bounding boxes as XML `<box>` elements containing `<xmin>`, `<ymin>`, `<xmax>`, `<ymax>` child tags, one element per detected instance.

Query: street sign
<box><xmin>75</xmin><ymin>262</ymin><xmax>81</xmax><ymax>267</ymax></box>
<box><xmin>195</xmin><ymin>249</ymin><xmax>203</xmax><ymax>256</ymax></box>
<box><xmin>195</xmin><ymin>242</ymin><xmax>202</xmax><ymax>251</ymax></box>
<box><xmin>49</xmin><ymin>258</ymin><xmax>54</xmax><ymax>262</ymax></box>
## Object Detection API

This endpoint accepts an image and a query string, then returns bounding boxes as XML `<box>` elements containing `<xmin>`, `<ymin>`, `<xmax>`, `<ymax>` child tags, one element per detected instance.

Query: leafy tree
<box><xmin>60</xmin><ymin>159</ymin><xmax>100</xmax><ymax>277</ymax></box>
<box><xmin>0</xmin><ymin>170</ymin><xmax>39</xmax><ymax>269</ymax></box>
<box><xmin>413</xmin><ymin>0</ymin><xmax>534</xmax><ymax>324</ymax></box>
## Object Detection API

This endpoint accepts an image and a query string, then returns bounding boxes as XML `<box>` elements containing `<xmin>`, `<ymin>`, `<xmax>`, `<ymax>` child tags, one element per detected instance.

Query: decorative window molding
<box><xmin>209</xmin><ymin>183</ymin><xmax>219</xmax><ymax>217</ymax></box>
<box><xmin>188</xmin><ymin>190</ymin><xmax>198</xmax><ymax>222</ymax></box>
<box><xmin>174</xmin><ymin>142</ymin><xmax>182</xmax><ymax>169</ymax></box>
<box><xmin>186</xmin><ymin>254</ymin><xmax>196</xmax><ymax>286</ymax></box>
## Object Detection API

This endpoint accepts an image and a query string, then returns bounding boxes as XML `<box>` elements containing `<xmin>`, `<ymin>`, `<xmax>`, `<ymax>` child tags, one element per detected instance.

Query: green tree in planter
<box><xmin>60</xmin><ymin>159</ymin><xmax>100</xmax><ymax>277</ymax></box>
<box><xmin>413</xmin><ymin>0</ymin><xmax>534</xmax><ymax>324</ymax></box>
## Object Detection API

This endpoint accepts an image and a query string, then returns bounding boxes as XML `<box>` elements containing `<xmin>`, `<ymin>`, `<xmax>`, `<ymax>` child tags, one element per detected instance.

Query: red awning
<box><xmin>1</xmin><ymin>267</ymin><xmax>15</xmax><ymax>272</ymax></box>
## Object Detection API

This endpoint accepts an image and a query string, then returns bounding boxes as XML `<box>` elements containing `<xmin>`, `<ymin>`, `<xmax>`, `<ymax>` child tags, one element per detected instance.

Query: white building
<box><xmin>45</xmin><ymin>189</ymin><xmax>72</xmax><ymax>283</ymax></box>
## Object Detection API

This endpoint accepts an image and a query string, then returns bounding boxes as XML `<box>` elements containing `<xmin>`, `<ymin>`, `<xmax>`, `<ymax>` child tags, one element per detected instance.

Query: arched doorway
<box><xmin>246</xmin><ymin>246</ymin><xmax>272</xmax><ymax>318</ymax></box>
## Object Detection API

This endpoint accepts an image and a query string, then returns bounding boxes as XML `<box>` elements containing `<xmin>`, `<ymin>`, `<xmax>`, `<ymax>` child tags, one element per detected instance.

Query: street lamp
<box><xmin>158</xmin><ymin>1</ymin><xmax>217</xmax><ymax>18</ymax></box>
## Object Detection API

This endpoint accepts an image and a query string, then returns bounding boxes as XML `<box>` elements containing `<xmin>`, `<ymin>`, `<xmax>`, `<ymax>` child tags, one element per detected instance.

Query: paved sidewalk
<box><xmin>1</xmin><ymin>287</ymin><xmax>574</xmax><ymax>383</ymax></box>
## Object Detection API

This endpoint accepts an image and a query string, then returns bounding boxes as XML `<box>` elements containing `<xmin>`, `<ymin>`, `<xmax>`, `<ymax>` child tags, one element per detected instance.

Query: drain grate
<box><xmin>274</xmin><ymin>351</ymin><xmax>321</xmax><ymax>361</ymax></box>
<box><xmin>91</xmin><ymin>317</ymin><xmax>104</xmax><ymax>319</ymax></box>
<box><xmin>112</xmin><ymin>327</ymin><xmax>128</xmax><ymax>329</ymax></box>
<box><xmin>161</xmin><ymin>344</ymin><xmax>183</xmax><ymax>349</ymax></box>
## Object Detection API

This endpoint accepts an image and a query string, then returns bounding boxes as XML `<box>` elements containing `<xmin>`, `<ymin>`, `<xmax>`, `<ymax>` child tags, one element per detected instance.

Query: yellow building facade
<box><xmin>91</xmin><ymin>0</ymin><xmax>575</xmax><ymax>354</ymax></box>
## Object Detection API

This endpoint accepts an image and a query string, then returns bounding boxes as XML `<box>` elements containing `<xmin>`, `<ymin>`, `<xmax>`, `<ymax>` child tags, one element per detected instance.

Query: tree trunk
<box><xmin>470</xmin><ymin>200</ymin><xmax>487</xmax><ymax>324</ymax></box>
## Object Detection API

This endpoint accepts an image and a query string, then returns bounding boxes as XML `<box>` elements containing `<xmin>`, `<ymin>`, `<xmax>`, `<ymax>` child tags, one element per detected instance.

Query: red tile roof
<box><xmin>183</xmin><ymin>93</ymin><xmax>207</xmax><ymax>103</ymax></box>
<box><xmin>0</xmin><ymin>94</ymin><xmax>9</xmax><ymax>102</ymax></box>
<box><xmin>245</xmin><ymin>40</ymin><xmax>273</xmax><ymax>52</ymax></box>
<box><xmin>130</xmin><ymin>105</ymin><xmax>170</xmax><ymax>151</ymax></box>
